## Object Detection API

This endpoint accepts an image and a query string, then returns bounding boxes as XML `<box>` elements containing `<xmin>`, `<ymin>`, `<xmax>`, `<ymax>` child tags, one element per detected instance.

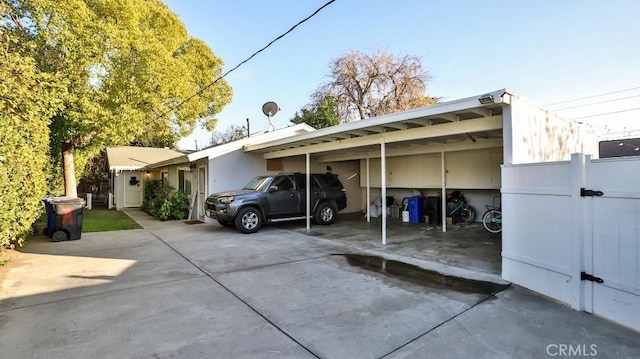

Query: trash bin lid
<box><xmin>50</xmin><ymin>196</ymin><xmax>85</xmax><ymax>205</ymax></box>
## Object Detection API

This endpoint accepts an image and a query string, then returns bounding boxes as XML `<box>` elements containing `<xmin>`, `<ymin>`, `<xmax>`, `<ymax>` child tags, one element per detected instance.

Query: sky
<box><xmin>162</xmin><ymin>0</ymin><xmax>640</xmax><ymax>150</ymax></box>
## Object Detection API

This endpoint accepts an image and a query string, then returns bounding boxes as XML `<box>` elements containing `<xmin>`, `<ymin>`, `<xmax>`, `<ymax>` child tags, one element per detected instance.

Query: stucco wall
<box><xmin>504</xmin><ymin>95</ymin><xmax>599</xmax><ymax>164</ymax></box>
<box><xmin>282</xmin><ymin>156</ymin><xmax>362</xmax><ymax>214</ymax></box>
<box><xmin>209</xmin><ymin>150</ymin><xmax>266</xmax><ymax>193</ymax></box>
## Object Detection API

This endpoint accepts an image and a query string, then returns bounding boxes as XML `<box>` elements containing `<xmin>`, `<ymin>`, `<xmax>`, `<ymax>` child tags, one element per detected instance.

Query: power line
<box><xmin>545</xmin><ymin>86</ymin><xmax>640</xmax><ymax>106</ymax></box>
<box><xmin>569</xmin><ymin>106</ymin><xmax>640</xmax><ymax>120</ymax></box>
<box><xmin>555</xmin><ymin>94</ymin><xmax>640</xmax><ymax>111</ymax></box>
<box><xmin>154</xmin><ymin>0</ymin><xmax>336</xmax><ymax>122</ymax></box>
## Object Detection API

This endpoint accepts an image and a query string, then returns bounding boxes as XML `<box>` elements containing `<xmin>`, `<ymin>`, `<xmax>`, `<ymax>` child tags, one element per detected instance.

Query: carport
<box><xmin>244</xmin><ymin>89</ymin><xmax>598</xmax><ymax>245</ymax></box>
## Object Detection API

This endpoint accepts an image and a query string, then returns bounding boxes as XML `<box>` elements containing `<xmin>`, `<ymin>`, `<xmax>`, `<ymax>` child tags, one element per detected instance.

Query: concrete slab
<box><xmin>215</xmin><ymin>255</ymin><xmax>501</xmax><ymax>359</ymax></box>
<box><xmin>0</xmin><ymin>231</ymin><xmax>203</xmax><ymax>310</ymax></box>
<box><xmin>384</xmin><ymin>286</ymin><xmax>640</xmax><ymax>359</ymax></box>
<box><xmin>1</xmin><ymin>208</ymin><xmax>637</xmax><ymax>358</ymax></box>
<box><xmin>0</xmin><ymin>276</ymin><xmax>314</xmax><ymax>359</ymax></box>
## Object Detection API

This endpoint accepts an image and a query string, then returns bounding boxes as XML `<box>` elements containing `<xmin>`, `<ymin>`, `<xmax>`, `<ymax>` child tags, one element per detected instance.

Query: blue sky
<box><xmin>163</xmin><ymin>0</ymin><xmax>640</xmax><ymax>150</ymax></box>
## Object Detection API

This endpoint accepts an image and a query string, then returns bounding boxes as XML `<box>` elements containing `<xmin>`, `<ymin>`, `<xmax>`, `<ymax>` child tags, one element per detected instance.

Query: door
<box><xmin>197</xmin><ymin>166</ymin><xmax>206</xmax><ymax>221</ymax></box>
<box><xmin>585</xmin><ymin>159</ymin><xmax>640</xmax><ymax>331</ymax></box>
<box><xmin>268</xmin><ymin>175</ymin><xmax>300</xmax><ymax>217</ymax></box>
<box><xmin>124</xmin><ymin>171</ymin><xmax>143</xmax><ymax>207</ymax></box>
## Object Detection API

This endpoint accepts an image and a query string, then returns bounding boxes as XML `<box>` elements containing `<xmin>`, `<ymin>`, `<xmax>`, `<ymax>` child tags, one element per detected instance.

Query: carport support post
<box><xmin>366</xmin><ymin>157</ymin><xmax>370</xmax><ymax>222</ymax></box>
<box><xmin>381</xmin><ymin>141</ymin><xmax>387</xmax><ymax>245</ymax></box>
<box><xmin>306</xmin><ymin>151</ymin><xmax>311</xmax><ymax>232</ymax></box>
<box><xmin>441</xmin><ymin>151</ymin><xmax>447</xmax><ymax>232</ymax></box>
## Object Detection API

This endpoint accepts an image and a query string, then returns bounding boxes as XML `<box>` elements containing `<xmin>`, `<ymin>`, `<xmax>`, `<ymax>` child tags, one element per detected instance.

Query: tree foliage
<box><xmin>290</xmin><ymin>95</ymin><xmax>339</xmax><ymax>129</ymax></box>
<box><xmin>209</xmin><ymin>125</ymin><xmax>248</xmax><ymax>146</ymax></box>
<box><xmin>315</xmin><ymin>49</ymin><xmax>436</xmax><ymax>122</ymax></box>
<box><xmin>2</xmin><ymin>0</ymin><xmax>232</xmax><ymax>193</ymax></box>
<box><xmin>0</xmin><ymin>0</ymin><xmax>231</xmax><ymax>246</ymax></box>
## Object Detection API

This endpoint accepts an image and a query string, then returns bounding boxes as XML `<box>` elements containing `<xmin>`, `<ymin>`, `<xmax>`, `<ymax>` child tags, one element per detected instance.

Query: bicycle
<box><xmin>482</xmin><ymin>205</ymin><xmax>502</xmax><ymax>233</ymax></box>
<box><xmin>446</xmin><ymin>191</ymin><xmax>475</xmax><ymax>224</ymax></box>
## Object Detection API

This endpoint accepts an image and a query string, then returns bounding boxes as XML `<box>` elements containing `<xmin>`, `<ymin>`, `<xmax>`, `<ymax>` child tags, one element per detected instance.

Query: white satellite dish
<box><xmin>262</xmin><ymin>101</ymin><xmax>279</xmax><ymax>131</ymax></box>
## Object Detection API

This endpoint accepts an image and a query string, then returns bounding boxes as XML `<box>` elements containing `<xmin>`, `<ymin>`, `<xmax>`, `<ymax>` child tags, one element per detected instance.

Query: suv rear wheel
<box><xmin>235</xmin><ymin>207</ymin><xmax>262</xmax><ymax>233</ymax></box>
<box><xmin>314</xmin><ymin>202</ymin><xmax>336</xmax><ymax>225</ymax></box>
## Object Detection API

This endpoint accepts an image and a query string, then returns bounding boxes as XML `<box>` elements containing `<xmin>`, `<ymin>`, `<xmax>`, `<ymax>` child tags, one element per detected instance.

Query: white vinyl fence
<box><xmin>502</xmin><ymin>153</ymin><xmax>640</xmax><ymax>331</ymax></box>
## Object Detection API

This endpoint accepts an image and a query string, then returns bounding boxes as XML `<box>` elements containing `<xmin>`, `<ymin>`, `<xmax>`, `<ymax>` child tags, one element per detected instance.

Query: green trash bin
<box><xmin>49</xmin><ymin>197</ymin><xmax>85</xmax><ymax>241</ymax></box>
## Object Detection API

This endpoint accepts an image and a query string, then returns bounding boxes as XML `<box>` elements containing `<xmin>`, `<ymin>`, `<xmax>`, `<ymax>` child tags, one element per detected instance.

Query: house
<box><xmin>145</xmin><ymin>123</ymin><xmax>316</xmax><ymax>221</ymax></box>
<box><xmin>106</xmin><ymin>146</ymin><xmax>186</xmax><ymax>209</ymax></box>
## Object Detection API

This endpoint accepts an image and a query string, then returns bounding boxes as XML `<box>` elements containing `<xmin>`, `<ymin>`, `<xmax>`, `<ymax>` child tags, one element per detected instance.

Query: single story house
<box><xmin>105</xmin><ymin>146</ymin><xmax>186</xmax><ymax>209</ymax></box>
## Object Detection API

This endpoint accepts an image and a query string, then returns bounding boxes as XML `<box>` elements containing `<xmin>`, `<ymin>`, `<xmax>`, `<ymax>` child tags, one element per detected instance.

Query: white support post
<box><xmin>306</xmin><ymin>151</ymin><xmax>311</xmax><ymax>232</ymax></box>
<box><xmin>366</xmin><ymin>157</ymin><xmax>370</xmax><ymax>223</ymax></box>
<box><xmin>381</xmin><ymin>141</ymin><xmax>387</xmax><ymax>245</ymax></box>
<box><xmin>570</xmin><ymin>153</ymin><xmax>587</xmax><ymax>310</ymax></box>
<box><xmin>441</xmin><ymin>151</ymin><xmax>447</xmax><ymax>232</ymax></box>
<box><xmin>86</xmin><ymin>193</ymin><xmax>92</xmax><ymax>210</ymax></box>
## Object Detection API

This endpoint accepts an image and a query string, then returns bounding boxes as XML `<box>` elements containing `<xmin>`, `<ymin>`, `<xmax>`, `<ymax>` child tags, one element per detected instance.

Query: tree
<box><xmin>290</xmin><ymin>95</ymin><xmax>339</xmax><ymax>129</ymax></box>
<box><xmin>209</xmin><ymin>125</ymin><xmax>248</xmax><ymax>146</ymax></box>
<box><xmin>315</xmin><ymin>49</ymin><xmax>435</xmax><ymax>123</ymax></box>
<box><xmin>2</xmin><ymin>0</ymin><xmax>232</xmax><ymax>196</ymax></box>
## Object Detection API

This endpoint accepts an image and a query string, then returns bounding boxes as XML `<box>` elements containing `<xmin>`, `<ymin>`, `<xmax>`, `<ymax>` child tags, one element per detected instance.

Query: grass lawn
<box><xmin>82</xmin><ymin>208</ymin><xmax>142</xmax><ymax>232</ymax></box>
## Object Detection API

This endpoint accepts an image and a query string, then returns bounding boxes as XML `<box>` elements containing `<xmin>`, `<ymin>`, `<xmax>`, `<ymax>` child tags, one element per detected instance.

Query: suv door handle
<box><xmin>290</xmin><ymin>193</ymin><xmax>295</xmax><ymax>197</ymax></box>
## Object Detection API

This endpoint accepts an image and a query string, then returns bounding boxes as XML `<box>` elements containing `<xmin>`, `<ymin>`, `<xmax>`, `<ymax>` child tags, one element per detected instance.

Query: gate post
<box><xmin>569</xmin><ymin>153</ymin><xmax>587</xmax><ymax>310</ymax></box>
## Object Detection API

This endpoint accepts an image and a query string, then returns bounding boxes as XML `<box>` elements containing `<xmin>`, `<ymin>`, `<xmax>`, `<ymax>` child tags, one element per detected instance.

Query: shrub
<box><xmin>143</xmin><ymin>180</ymin><xmax>189</xmax><ymax>221</ymax></box>
<box><xmin>0</xmin><ymin>51</ymin><xmax>63</xmax><ymax>249</ymax></box>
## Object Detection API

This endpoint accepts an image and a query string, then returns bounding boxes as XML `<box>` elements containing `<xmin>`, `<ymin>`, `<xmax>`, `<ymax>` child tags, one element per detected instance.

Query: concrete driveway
<box><xmin>1</xmin><ymin>209</ymin><xmax>638</xmax><ymax>358</ymax></box>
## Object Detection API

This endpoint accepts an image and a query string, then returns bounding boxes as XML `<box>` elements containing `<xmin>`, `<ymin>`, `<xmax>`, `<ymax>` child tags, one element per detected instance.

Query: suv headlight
<box><xmin>218</xmin><ymin>196</ymin><xmax>235</xmax><ymax>204</ymax></box>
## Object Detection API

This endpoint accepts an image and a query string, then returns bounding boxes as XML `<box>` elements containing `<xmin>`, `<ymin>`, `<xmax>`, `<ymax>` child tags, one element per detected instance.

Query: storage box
<box><xmin>446</xmin><ymin>217</ymin><xmax>453</xmax><ymax>226</ymax></box>
<box><xmin>423</xmin><ymin>215</ymin><xmax>429</xmax><ymax>223</ymax></box>
<box><xmin>402</xmin><ymin>211</ymin><xmax>410</xmax><ymax>222</ymax></box>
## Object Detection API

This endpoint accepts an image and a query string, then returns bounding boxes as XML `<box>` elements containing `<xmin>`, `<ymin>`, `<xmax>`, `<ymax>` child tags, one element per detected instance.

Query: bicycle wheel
<box><xmin>482</xmin><ymin>209</ymin><xmax>502</xmax><ymax>234</ymax></box>
<box><xmin>454</xmin><ymin>204</ymin><xmax>473</xmax><ymax>224</ymax></box>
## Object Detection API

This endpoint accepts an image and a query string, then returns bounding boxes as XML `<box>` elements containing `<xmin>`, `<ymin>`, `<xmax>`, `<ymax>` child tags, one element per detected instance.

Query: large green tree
<box><xmin>2</xmin><ymin>0</ymin><xmax>232</xmax><ymax>196</ymax></box>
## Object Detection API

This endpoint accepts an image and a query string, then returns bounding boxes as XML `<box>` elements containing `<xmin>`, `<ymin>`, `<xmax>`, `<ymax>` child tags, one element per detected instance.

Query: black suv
<box><xmin>205</xmin><ymin>173</ymin><xmax>347</xmax><ymax>233</ymax></box>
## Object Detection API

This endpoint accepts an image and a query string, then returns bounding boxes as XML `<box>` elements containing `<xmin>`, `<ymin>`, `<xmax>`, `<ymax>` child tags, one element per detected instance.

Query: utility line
<box><xmin>569</xmin><ymin>106</ymin><xmax>640</xmax><ymax>120</ymax></box>
<box><xmin>154</xmin><ymin>0</ymin><xmax>336</xmax><ymax>122</ymax></box>
<box><xmin>555</xmin><ymin>94</ymin><xmax>640</xmax><ymax>111</ymax></box>
<box><xmin>545</xmin><ymin>86</ymin><xmax>640</xmax><ymax>106</ymax></box>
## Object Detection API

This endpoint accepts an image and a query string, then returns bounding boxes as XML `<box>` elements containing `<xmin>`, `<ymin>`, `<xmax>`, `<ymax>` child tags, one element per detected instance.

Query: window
<box><xmin>178</xmin><ymin>169</ymin><xmax>192</xmax><ymax>194</ymax></box>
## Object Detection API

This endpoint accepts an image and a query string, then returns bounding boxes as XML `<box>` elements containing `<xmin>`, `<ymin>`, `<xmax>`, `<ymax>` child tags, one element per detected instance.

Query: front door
<box><xmin>124</xmin><ymin>171</ymin><xmax>143</xmax><ymax>207</ymax></box>
<box><xmin>584</xmin><ymin>158</ymin><xmax>640</xmax><ymax>331</ymax></box>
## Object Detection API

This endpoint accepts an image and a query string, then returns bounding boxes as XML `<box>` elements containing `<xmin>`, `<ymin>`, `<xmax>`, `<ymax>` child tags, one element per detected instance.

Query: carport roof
<box><xmin>244</xmin><ymin>89</ymin><xmax>511</xmax><ymax>161</ymax></box>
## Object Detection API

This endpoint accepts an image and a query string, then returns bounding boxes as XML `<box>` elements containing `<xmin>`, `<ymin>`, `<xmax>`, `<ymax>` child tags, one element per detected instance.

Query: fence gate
<box><xmin>583</xmin><ymin>157</ymin><xmax>640</xmax><ymax>331</ymax></box>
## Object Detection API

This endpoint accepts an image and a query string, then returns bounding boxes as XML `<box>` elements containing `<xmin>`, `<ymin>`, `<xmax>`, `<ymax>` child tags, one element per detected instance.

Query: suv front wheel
<box><xmin>314</xmin><ymin>202</ymin><xmax>336</xmax><ymax>225</ymax></box>
<box><xmin>235</xmin><ymin>207</ymin><xmax>262</xmax><ymax>233</ymax></box>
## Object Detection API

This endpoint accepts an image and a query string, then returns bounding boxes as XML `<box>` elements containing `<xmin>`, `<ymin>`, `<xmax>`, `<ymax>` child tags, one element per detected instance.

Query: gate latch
<box><xmin>580</xmin><ymin>188</ymin><xmax>604</xmax><ymax>197</ymax></box>
<box><xmin>581</xmin><ymin>272</ymin><xmax>604</xmax><ymax>283</ymax></box>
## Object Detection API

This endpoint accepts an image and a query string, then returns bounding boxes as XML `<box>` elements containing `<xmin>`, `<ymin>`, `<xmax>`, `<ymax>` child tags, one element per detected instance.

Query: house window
<box><xmin>267</xmin><ymin>158</ymin><xmax>284</xmax><ymax>171</ymax></box>
<box><xmin>178</xmin><ymin>169</ymin><xmax>192</xmax><ymax>194</ymax></box>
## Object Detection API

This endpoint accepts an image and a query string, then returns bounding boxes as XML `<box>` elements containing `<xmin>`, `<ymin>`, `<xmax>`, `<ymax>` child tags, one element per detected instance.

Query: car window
<box><xmin>243</xmin><ymin>176</ymin><xmax>271</xmax><ymax>191</ymax></box>
<box><xmin>273</xmin><ymin>176</ymin><xmax>294</xmax><ymax>190</ymax></box>
<box><xmin>316</xmin><ymin>174</ymin><xmax>344</xmax><ymax>189</ymax></box>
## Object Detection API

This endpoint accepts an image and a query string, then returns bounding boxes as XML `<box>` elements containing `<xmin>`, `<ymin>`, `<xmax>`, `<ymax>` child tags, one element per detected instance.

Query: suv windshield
<box><xmin>243</xmin><ymin>176</ymin><xmax>272</xmax><ymax>191</ymax></box>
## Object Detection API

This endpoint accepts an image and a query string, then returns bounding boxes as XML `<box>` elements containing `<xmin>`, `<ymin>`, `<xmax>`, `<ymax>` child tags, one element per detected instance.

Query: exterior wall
<box><xmin>504</xmin><ymin>95</ymin><xmax>599</xmax><ymax>164</ymax></box>
<box><xmin>282</xmin><ymin>156</ymin><xmax>362</xmax><ymax>214</ymax></box>
<box><xmin>358</xmin><ymin>148</ymin><xmax>503</xmax><ymax>214</ymax></box>
<box><xmin>209</xmin><ymin>150</ymin><xmax>265</xmax><ymax>194</ymax></box>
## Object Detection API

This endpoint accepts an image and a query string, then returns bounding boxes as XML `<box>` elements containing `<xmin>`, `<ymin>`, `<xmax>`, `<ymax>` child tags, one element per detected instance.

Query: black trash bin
<box><xmin>43</xmin><ymin>197</ymin><xmax>85</xmax><ymax>241</ymax></box>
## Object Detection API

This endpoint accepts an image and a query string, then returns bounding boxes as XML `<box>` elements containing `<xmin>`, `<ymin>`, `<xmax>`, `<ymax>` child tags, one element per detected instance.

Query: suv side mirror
<box><xmin>268</xmin><ymin>185</ymin><xmax>279</xmax><ymax>192</ymax></box>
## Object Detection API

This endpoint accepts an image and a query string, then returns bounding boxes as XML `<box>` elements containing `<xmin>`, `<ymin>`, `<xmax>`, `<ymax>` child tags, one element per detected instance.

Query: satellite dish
<box><xmin>262</xmin><ymin>101</ymin><xmax>279</xmax><ymax>117</ymax></box>
<box><xmin>262</xmin><ymin>101</ymin><xmax>279</xmax><ymax>131</ymax></box>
